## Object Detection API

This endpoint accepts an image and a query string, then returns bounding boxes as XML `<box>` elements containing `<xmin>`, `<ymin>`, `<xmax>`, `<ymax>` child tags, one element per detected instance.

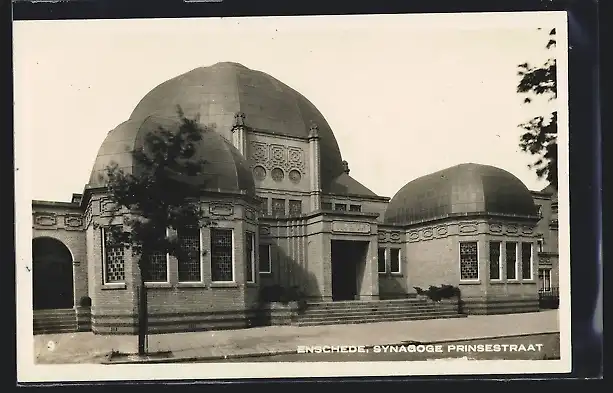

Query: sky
<box><xmin>13</xmin><ymin>12</ymin><xmax>566</xmax><ymax>202</ymax></box>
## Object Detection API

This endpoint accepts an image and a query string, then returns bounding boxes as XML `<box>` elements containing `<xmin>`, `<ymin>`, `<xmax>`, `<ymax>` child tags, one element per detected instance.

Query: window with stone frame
<box><xmin>378</xmin><ymin>248</ymin><xmax>386</xmax><ymax>273</ymax></box>
<box><xmin>260</xmin><ymin>198</ymin><xmax>269</xmax><ymax>216</ymax></box>
<box><xmin>489</xmin><ymin>241</ymin><xmax>501</xmax><ymax>280</ymax></box>
<box><xmin>259</xmin><ymin>244</ymin><xmax>271</xmax><ymax>274</ymax></box>
<box><xmin>272</xmin><ymin>198</ymin><xmax>285</xmax><ymax>217</ymax></box>
<box><xmin>211</xmin><ymin>228</ymin><xmax>234</xmax><ymax>282</ymax></box>
<box><xmin>102</xmin><ymin>226</ymin><xmax>125</xmax><ymax>284</ymax></box>
<box><xmin>177</xmin><ymin>226</ymin><xmax>202</xmax><ymax>282</ymax></box>
<box><xmin>289</xmin><ymin>200</ymin><xmax>302</xmax><ymax>216</ymax></box>
<box><xmin>321</xmin><ymin>202</ymin><xmax>333</xmax><ymax>211</ymax></box>
<box><xmin>538</xmin><ymin>268</ymin><xmax>551</xmax><ymax>291</ymax></box>
<box><xmin>521</xmin><ymin>242</ymin><xmax>533</xmax><ymax>280</ymax></box>
<box><xmin>459</xmin><ymin>241</ymin><xmax>479</xmax><ymax>280</ymax></box>
<box><xmin>245</xmin><ymin>231</ymin><xmax>255</xmax><ymax>283</ymax></box>
<box><xmin>506</xmin><ymin>242</ymin><xmax>518</xmax><ymax>280</ymax></box>
<box><xmin>349</xmin><ymin>204</ymin><xmax>362</xmax><ymax>212</ymax></box>
<box><xmin>334</xmin><ymin>203</ymin><xmax>347</xmax><ymax>211</ymax></box>
<box><xmin>390</xmin><ymin>249</ymin><xmax>401</xmax><ymax>274</ymax></box>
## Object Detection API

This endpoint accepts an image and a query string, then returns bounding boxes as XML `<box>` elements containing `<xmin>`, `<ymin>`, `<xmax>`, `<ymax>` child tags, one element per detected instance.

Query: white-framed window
<box><xmin>505</xmin><ymin>242</ymin><xmax>518</xmax><ymax>280</ymax></box>
<box><xmin>536</xmin><ymin>204</ymin><xmax>543</xmax><ymax>218</ymax></box>
<box><xmin>460</xmin><ymin>241</ymin><xmax>479</xmax><ymax>281</ymax></box>
<box><xmin>537</xmin><ymin>238</ymin><xmax>544</xmax><ymax>252</ymax></box>
<box><xmin>144</xmin><ymin>228</ymin><xmax>170</xmax><ymax>284</ymax></box>
<box><xmin>177</xmin><ymin>225</ymin><xmax>203</xmax><ymax>283</ymax></box>
<box><xmin>521</xmin><ymin>242</ymin><xmax>533</xmax><ymax>280</ymax></box>
<box><xmin>101</xmin><ymin>226</ymin><xmax>126</xmax><ymax>284</ymax></box>
<box><xmin>390</xmin><ymin>248</ymin><xmax>401</xmax><ymax>274</ymax></box>
<box><xmin>538</xmin><ymin>268</ymin><xmax>552</xmax><ymax>291</ymax></box>
<box><xmin>489</xmin><ymin>241</ymin><xmax>502</xmax><ymax>281</ymax></box>
<box><xmin>377</xmin><ymin>248</ymin><xmax>387</xmax><ymax>274</ymax></box>
<box><xmin>210</xmin><ymin>228</ymin><xmax>235</xmax><ymax>283</ymax></box>
<box><xmin>245</xmin><ymin>231</ymin><xmax>256</xmax><ymax>283</ymax></box>
<box><xmin>259</xmin><ymin>244</ymin><xmax>272</xmax><ymax>274</ymax></box>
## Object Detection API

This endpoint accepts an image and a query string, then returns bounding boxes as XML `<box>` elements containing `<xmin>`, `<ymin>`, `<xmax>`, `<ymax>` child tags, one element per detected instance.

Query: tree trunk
<box><xmin>138</xmin><ymin>271</ymin><xmax>148</xmax><ymax>355</ymax></box>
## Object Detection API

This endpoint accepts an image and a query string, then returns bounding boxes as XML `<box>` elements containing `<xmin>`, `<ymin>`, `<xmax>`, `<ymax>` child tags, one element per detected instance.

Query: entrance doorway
<box><xmin>331</xmin><ymin>240</ymin><xmax>368</xmax><ymax>301</ymax></box>
<box><xmin>32</xmin><ymin>237</ymin><xmax>74</xmax><ymax>310</ymax></box>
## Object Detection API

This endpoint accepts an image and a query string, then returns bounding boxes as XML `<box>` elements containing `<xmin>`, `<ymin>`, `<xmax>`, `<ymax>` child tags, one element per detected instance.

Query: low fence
<box><xmin>538</xmin><ymin>287</ymin><xmax>560</xmax><ymax>309</ymax></box>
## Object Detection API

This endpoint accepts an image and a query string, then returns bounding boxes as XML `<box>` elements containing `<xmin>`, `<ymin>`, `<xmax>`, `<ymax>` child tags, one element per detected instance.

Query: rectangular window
<box><xmin>489</xmin><ymin>241</ymin><xmax>501</xmax><ymax>280</ymax></box>
<box><xmin>245</xmin><ymin>232</ymin><xmax>255</xmax><ymax>283</ymax></box>
<box><xmin>321</xmin><ymin>202</ymin><xmax>333</xmax><ymax>211</ymax></box>
<box><xmin>538</xmin><ymin>269</ymin><xmax>551</xmax><ymax>291</ymax></box>
<box><xmin>334</xmin><ymin>203</ymin><xmax>347</xmax><ymax>211</ymax></box>
<box><xmin>210</xmin><ymin>228</ymin><xmax>234</xmax><ymax>282</ymax></box>
<box><xmin>537</xmin><ymin>239</ymin><xmax>544</xmax><ymax>252</ymax></box>
<box><xmin>272</xmin><ymin>198</ymin><xmax>285</xmax><ymax>217</ymax></box>
<box><xmin>259</xmin><ymin>244</ymin><xmax>271</xmax><ymax>274</ymax></box>
<box><xmin>102</xmin><ymin>226</ymin><xmax>125</xmax><ymax>284</ymax></box>
<box><xmin>177</xmin><ymin>226</ymin><xmax>202</xmax><ymax>282</ymax></box>
<box><xmin>289</xmin><ymin>200</ymin><xmax>302</xmax><ymax>216</ymax></box>
<box><xmin>378</xmin><ymin>248</ymin><xmax>386</xmax><ymax>273</ymax></box>
<box><xmin>144</xmin><ymin>228</ymin><xmax>169</xmax><ymax>283</ymax></box>
<box><xmin>521</xmin><ymin>242</ymin><xmax>533</xmax><ymax>280</ymax></box>
<box><xmin>506</xmin><ymin>242</ymin><xmax>517</xmax><ymax>280</ymax></box>
<box><xmin>260</xmin><ymin>198</ymin><xmax>269</xmax><ymax>216</ymax></box>
<box><xmin>460</xmin><ymin>242</ymin><xmax>479</xmax><ymax>281</ymax></box>
<box><xmin>390</xmin><ymin>249</ymin><xmax>401</xmax><ymax>274</ymax></box>
<box><xmin>349</xmin><ymin>204</ymin><xmax>362</xmax><ymax>212</ymax></box>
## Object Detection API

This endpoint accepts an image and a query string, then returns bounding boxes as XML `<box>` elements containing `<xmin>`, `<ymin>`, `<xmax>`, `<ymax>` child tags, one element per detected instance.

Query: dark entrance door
<box><xmin>331</xmin><ymin>240</ymin><xmax>368</xmax><ymax>301</ymax></box>
<box><xmin>32</xmin><ymin>237</ymin><xmax>74</xmax><ymax>310</ymax></box>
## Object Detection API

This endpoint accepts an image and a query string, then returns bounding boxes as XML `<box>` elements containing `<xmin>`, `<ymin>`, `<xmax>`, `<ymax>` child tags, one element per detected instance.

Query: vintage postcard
<box><xmin>14</xmin><ymin>11</ymin><xmax>570</xmax><ymax>382</ymax></box>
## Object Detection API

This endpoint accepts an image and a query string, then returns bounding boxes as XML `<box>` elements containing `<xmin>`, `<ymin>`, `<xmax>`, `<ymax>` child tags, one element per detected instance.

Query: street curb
<box><xmin>101</xmin><ymin>331</ymin><xmax>560</xmax><ymax>364</ymax></box>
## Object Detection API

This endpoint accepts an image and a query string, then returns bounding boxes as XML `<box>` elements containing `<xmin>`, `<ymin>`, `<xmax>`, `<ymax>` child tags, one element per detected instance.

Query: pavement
<box><xmin>33</xmin><ymin>309</ymin><xmax>559</xmax><ymax>364</ymax></box>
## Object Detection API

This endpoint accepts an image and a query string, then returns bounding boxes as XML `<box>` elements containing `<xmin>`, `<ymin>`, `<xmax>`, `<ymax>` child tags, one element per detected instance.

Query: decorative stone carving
<box><xmin>34</xmin><ymin>213</ymin><xmax>57</xmax><ymax>227</ymax></box>
<box><xmin>253</xmin><ymin>165</ymin><xmax>266</xmax><ymax>181</ymax></box>
<box><xmin>459</xmin><ymin>223</ymin><xmax>478</xmax><ymax>234</ymax></box>
<box><xmin>390</xmin><ymin>231</ymin><xmax>401</xmax><ymax>241</ymax></box>
<box><xmin>259</xmin><ymin>225</ymin><xmax>271</xmax><ymax>235</ymax></box>
<box><xmin>249</xmin><ymin>141</ymin><xmax>305</xmax><ymax>173</ymax></box>
<box><xmin>506</xmin><ymin>225</ymin><xmax>519</xmax><ymax>234</ymax></box>
<box><xmin>288</xmin><ymin>169</ymin><xmax>302</xmax><ymax>184</ymax></box>
<box><xmin>64</xmin><ymin>214</ymin><xmax>83</xmax><ymax>229</ymax></box>
<box><xmin>245</xmin><ymin>209</ymin><xmax>256</xmax><ymax>221</ymax></box>
<box><xmin>422</xmin><ymin>228</ymin><xmax>433</xmax><ymax>239</ymax></box>
<box><xmin>378</xmin><ymin>231</ymin><xmax>387</xmax><ymax>241</ymax></box>
<box><xmin>436</xmin><ymin>226</ymin><xmax>448</xmax><ymax>236</ymax></box>
<box><xmin>408</xmin><ymin>231</ymin><xmax>420</xmax><ymax>241</ymax></box>
<box><xmin>331</xmin><ymin>221</ymin><xmax>371</xmax><ymax>234</ymax></box>
<box><xmin>209</xmin><ymin>203</ymin><xmax>234</xmax><ymax>216</ymax></box>
<box><xmin>100</xmin><ymin>198</ymin><xmax>118</xmax><ymax>213</ymax></box>
<box><xmin>271</xmin><ymin>167</ymin><xmax>285</xmax><ymax>182</ymax></box>
<box><xmin>489</xmin><ymin>223</ymin><xmax>503</xmax><ymax>233</ymax></box>
<box><xmin>521</xmin><ymin>226</ymin><xmax>534</xmax><ymax>235</ymax></box>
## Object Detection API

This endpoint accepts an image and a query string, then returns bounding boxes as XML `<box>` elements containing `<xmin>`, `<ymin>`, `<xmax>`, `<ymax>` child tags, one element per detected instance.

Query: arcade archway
<box><xmin>32</xmin><ymin>237</ymin><xmax>74</xmax><ymax>310</ymax></box>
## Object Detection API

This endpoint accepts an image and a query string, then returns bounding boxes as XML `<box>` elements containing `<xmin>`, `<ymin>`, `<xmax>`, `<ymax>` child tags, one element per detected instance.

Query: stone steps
<box><xmin>33</xmin><ymin>309</ymin><xmax>78</xmax><ymax>335</ymax></box>
<box><xmin>293</xmin><ymin>298</ymin><xmax>462</xmax><ymax>327</ymax></box>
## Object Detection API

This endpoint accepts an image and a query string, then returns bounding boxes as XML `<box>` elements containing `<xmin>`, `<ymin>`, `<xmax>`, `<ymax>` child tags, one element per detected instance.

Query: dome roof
<box><xmin>89</xmin><ymin>115</ymin><xmax>256</xmax><ymax>196</ymax></box>
<box><xmin>384</xmin><ymin>163</ymin><xmax>538</xmax><ymax>225</ymax></box>
<box><xmin>129</xmin><ymin>62</ymin><xmax>345</xmax><ymax>191</ymax></box>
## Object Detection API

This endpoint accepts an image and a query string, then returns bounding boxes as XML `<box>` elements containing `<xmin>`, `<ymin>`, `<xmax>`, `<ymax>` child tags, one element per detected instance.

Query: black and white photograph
<box><xmin>14</xmin><ymin>11</ymin><xmax>570</xmax><ymax>381</ymax></box>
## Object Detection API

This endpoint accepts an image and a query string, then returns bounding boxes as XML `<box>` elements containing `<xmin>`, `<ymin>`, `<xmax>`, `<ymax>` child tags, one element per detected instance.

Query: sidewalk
<box><xmin>34</xmin><ymin>310</ymin><xmax>559</xmax><ymax>364</ymax></box>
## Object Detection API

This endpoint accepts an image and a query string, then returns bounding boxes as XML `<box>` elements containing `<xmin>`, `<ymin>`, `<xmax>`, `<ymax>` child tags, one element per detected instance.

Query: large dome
<box><xmin>129</xmin><ymin>62</ymin><xmax>345</xmax><ymax>190</ymax></box>
<box><xmin>384</xmin><ymin>163</ymin><xmax>538</xmax><ymax>225</ymax></box>
<box><xmin>89</xmin><ymin>115</ymin><xmax>255</xmax><ymax>195</ymax></box>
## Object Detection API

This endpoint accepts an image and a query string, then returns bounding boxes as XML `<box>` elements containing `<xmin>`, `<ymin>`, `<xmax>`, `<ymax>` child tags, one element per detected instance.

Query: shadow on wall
<box><xmin>253</xmin><ymin>245</ymin><xmax>321</xmax><ymax>326</ymax></box>
<box><xmin>379</xmin><ymin>276</ymin><xmax>412</xmax><ymax>300</ymax></box>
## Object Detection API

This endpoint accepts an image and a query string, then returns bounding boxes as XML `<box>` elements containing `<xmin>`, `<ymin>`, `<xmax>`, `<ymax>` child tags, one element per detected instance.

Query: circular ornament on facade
<box><xmin>289</xmin><ymin>169</ymin><xmax>302</xmax><ymax>184</ymax></box>
<box><xmin>253</xmin><ymin>165</ymin><xmax>267</xmax><ymax>181</ymax></box>
<box><xmin>271</xmin><ymin>167</ymin><xmax>285</xmax><ymax>182</ymax></box>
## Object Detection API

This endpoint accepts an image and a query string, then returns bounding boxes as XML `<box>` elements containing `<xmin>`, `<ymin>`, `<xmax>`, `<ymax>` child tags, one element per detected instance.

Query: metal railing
<box><xmin>538</xmin><ymin>287</ymin><xmax>559</xmax><ymax>309</ymax></box>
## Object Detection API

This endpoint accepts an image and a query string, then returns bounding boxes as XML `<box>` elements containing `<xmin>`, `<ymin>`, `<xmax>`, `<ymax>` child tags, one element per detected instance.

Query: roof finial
<box><xmin>233</xmin><ymin>112</ymin><xmax>246</xmax><ymax>127</ymax></box>
<box><xmin>342</xmin><ymin>160</ymin><xmax>350</xmax><ymax>174</ymax></box>
<box><xmin>308</xmin><ymin>122</ymin><xmax>319</xmax><ymax>138</ymax></box>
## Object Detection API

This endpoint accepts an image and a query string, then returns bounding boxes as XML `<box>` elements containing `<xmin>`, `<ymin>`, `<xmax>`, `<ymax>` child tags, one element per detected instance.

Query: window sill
<box><xmin>145</xmin><ymin>282</ymin><xmax>173</xmax><ymax>289</ymax></box>
<box><xmin>459</xmin><ymin>280</ymin><xmax>481</xmax><ymax>285</ymax></box>
<box><xmin>259</xmin><ymin>271</ymin><xmax>272</xmax><ymax>276</ymax></box>
<box><xmin>210</xmin><ymin>282</ymin><xmax>239</xmax><ymax>288</ymax></box>
<box><xmin>101</xmin><ymin>283</ymin><xmax>126</xmax><ymax>290</ymax></box>
<box><xmin>177</xmin><ymin>282</ymin><xmax>207</xmax><ymax>288</ymax></box>
<box><xmin>490</xmin><ymin>280</ymin><xmax>505</xmax><ymax>285</ymax></box>
<box><xmin>390</xmin><ymin>272</ymin><xmax>403</xmax><ymax>277</ymax></box>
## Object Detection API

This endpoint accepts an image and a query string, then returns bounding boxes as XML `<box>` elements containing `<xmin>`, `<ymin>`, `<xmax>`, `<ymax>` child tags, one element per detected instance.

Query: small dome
<box><xmin>89</xmin><ymin>115</ymin><xmax>255</xmax><ymax>196</ymax></box>
<box><xmin>129</xmin><ymin>62</ymin><xmax>345</xmax><ymax>191</ymax></box>
<box><xmin>384</xmin><ymin>163</ymin><xmax>538</xmax><ymax>225</ymax></box>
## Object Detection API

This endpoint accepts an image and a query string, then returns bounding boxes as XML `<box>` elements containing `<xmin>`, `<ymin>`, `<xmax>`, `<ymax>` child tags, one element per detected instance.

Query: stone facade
<box><xmin>30</xmin><ymin>62</ymin><xmax>560</xmax><ymax>334</ymax></box>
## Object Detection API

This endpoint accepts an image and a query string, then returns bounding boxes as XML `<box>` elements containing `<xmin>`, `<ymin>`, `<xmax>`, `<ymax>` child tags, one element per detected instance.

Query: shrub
<box><xmin>414</xmin><ymin>284</ymin><xmax>460</xmax><ymax>302</ymax></box>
